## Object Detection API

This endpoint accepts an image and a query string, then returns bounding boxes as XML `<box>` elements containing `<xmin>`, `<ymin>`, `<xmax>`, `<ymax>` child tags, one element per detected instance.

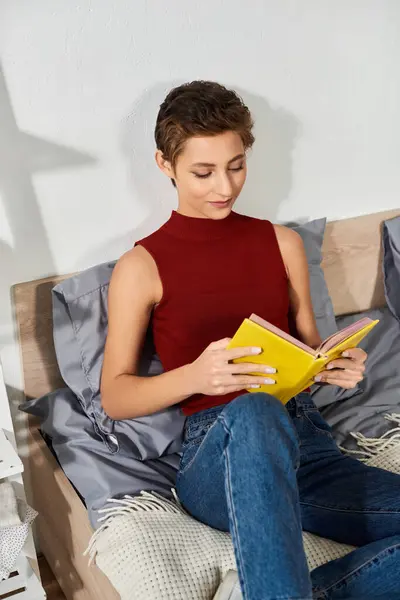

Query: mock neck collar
<box><xmin>162</xmin><ymin>209</ymin><xmax>241</xmax><ymax>241</ymax></box>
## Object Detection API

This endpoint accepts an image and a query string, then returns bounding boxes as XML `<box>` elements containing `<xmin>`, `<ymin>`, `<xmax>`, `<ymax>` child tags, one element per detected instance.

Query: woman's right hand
<box><xmin>188</xmin><ymin>337</ymin><xmax>276</xmax><ymax>396</ymax></box>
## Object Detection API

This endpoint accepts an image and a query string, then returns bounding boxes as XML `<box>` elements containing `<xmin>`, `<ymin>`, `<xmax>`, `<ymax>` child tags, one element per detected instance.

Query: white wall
<box><xmin>0</xmin><ymin>1</ymin><xmax>399</xmax><ymax>398</ymax></box>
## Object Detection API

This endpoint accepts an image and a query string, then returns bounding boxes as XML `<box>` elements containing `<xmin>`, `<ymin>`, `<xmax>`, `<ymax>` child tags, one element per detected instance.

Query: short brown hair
<box><xmin>155</xmin><ymin>81</ymin><xmax>255</xmax><ymax>186</ymax></box>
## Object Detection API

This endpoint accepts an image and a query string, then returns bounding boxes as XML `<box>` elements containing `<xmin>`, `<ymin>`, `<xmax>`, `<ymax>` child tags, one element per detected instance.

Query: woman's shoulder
<box><xmin>114</xmin><ymin>244</ymin><xmax>155</xmax><ymax>273</ymax></box>
<box><xmin>273</xmin><ymin>223</ymin><xmax>303</xmax><ymax>247</ymax></box>
<box><xmin>110</xmin><ymin>245</ymin><xmax>162</xmax><ymax>305</ymax></box>
<box><xmin>272</xmin><ymin>224</ymin><xmax>305</xmax><ymax>273</ymax></box>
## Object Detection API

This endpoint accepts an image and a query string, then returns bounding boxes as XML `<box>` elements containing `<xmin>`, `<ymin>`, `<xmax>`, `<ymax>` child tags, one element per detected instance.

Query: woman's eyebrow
<box><xmin>190</xmin><ymin>153</ymin><xmax>245</xmax><ymax>168</ymax></box>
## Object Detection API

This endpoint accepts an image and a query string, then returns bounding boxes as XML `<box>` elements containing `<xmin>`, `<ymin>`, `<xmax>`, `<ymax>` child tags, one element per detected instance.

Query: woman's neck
<box><xmin>176</xmin><ymin>202</ymin><xmax>211</xmax><ymax>219</ymax></box>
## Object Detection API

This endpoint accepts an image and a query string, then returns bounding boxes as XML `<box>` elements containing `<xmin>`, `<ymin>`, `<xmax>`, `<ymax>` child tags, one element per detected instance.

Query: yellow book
<box><xmin>227</xmin><ymin>314</ymin><xmax>379</xmax><ymax>405</ymax></box>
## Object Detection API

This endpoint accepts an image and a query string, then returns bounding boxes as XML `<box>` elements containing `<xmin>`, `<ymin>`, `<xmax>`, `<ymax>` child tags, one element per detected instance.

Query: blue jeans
<box><xmin>176</xmin><ymin>392</ymin><xmax>400</xmax><ymax>600</ymax></box>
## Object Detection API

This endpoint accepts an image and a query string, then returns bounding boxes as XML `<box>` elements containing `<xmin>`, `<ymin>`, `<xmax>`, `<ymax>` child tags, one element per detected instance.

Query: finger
<box><xmin>230</xmin><ymin>375</ymin><xmax>276</xmax><ymax>387</ymax></box>
<box><xmin>211</xmin><ymin>375</ymin><xmax>275</xmax><ymax>393</ymax></box>
<box><xmin>326</xmin><ymin>359</ymin><xmax>365</xmax><ymax>372</ymax></box>
<box><xmin>315</xmin><ymin>371</ymin><xmax>363</xmax><ymax>384</ymax></box>
<box><xmin>315</xmin><ymin>376</ymin><xmax>360</xmax><ymax>389</ymax></box>
<box><xmin>210</xmin><ymin>338</ymin><xmax>233</xmax><ymax>350</ymax></box>
<box><xmin>315</xmin><ymin>370</ymin><xmax>363</xmax><ymax>382</ymax></box>
<box><xmin>225</xmin><ymin>346</ymin><xmax>263</xmax><ymax>360</ymax></box>
<box><xmin>342</xmin><ymin>348</ymin><xmax>367</xmax><ymax>363</ymax></box>
<box><xmin>228</xmin><ymin>362</ymin><xmax>276</xmax><ymax>375</ymax></box>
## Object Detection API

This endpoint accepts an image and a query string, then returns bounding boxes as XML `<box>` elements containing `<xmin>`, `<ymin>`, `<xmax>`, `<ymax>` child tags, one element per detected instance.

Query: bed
<box><xmin>12</xmin><ymin>208</ymin><xmax>400</xmax><ymax>600</ymax></box>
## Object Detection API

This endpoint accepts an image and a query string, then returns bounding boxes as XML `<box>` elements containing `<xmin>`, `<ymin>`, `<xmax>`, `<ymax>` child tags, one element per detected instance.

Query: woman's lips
<box><xmin>209</xmin><ymin>199</ymin><xmax>232</xmax><ymax>208</ymax></box>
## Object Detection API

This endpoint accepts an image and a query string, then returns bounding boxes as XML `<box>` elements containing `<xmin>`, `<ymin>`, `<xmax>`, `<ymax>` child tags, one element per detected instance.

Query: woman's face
<box><xmin>156</xmin><ymin>130</ymin><xmax>247</xmax><ymax>219</ymax></box>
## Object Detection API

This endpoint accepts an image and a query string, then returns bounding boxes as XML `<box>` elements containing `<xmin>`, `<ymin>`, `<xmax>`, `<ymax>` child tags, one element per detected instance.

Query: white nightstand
<box><xmin>0</xmin><ymin>428</ymin><xmax>23</xmax><ymax>478</ymax></box>
<box><xmin>0</xmin><ymin>361</ymin><xmax>46</xmax><ymax>599</ymax></box>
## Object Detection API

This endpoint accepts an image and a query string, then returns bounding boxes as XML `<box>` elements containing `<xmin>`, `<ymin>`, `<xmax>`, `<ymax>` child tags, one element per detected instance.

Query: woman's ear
<box><xmin>155</xmin><ymin>150</ymin><xmax>175</xmax><ymax>179</ymax></box>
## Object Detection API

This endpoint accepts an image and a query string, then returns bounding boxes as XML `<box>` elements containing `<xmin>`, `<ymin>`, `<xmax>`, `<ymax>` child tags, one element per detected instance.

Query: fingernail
<box><xmin>252</xmin><ymin>347</ymin><xmax>262</xmax><ymax>354</ymax></box>
<box><xmin>251</xmin><ymin>384</ymin><xmax>261</xmax><ymax>388</ymax></box>
<box><xmin>342</xmin><ymin>351</ymin><xmax>349</xmax><ymax>357</ymax></box>
<box><xmin>264</xmin><ymin>378</ymin><xmax>275</xmax><ymax>384</ymax></box>
<box><xmin>314</xmin><ymin>375</ymin><xmax>322</xmax><ymax>382</ymax></box>
<box><xmin>264</xmin><ymin>367</ymin><xmax>276</xmax><ymax>374</ymax></box>
<box><xmin>327</xmin><ymin>364</ymin><xmax>334</xmax><ymax>370</ymax></box>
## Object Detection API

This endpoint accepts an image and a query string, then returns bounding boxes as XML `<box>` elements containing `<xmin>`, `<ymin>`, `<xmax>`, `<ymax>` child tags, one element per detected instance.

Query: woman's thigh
<box><xmin>177</xmin><ymin>392</ymin><xmax>301</xmax><ymax>532</ymax></box>
<box><xmin>176</xmin><ymin>407</ymin><xmax>230</xmax><ymax>531</ymax></box>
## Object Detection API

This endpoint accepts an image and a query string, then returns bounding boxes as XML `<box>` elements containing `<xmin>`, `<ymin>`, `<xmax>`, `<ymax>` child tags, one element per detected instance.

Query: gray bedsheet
<box><xmin>318</xmin><ymin>307</ymin><xmax>400</xmax><ymax>448</ymax></box>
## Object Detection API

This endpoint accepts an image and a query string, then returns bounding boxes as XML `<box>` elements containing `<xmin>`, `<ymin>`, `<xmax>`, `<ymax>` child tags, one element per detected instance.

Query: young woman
<box><xmin>101</xmin><ymin>81</ymin><xmax>400</xmax><ymax>600</ymax></box>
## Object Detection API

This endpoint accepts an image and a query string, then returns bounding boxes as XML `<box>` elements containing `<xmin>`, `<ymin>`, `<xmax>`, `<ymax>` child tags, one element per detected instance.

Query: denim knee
<box><xmin>222</xmin><ymin>391</ymin><xmax>287</xmax><ymax>419</ymax></box>
<box><xmin>220</xmin><ymin>392</ymin><xmax>299</xmax><ymax>445</ymax></box>
<box><xmin>217</xmin><ymin>392</ymin><xmax>300</xmax><ymax>469</ymax></box>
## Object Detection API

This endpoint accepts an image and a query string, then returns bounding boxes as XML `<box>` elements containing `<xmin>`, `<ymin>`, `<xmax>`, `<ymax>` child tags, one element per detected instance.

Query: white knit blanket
<box><xmin>85</xmin><ymin>414</ymin><xmax>400</xmax><ymax>600</ymax></box>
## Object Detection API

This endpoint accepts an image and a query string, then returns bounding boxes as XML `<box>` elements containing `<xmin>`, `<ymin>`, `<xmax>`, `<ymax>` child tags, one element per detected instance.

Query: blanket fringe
<box><xmin>339</xmin><ymin>413</ymin><xmax>400</xmax><ymax>462</ymax></box>
<box><xmin>84</xmin><ymin>490</ymin><xmax>185</xmax><ymax>565</ymax></box>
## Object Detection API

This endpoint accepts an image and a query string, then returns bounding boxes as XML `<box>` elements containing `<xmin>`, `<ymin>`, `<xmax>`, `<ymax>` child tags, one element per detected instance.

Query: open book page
<box><xmin>317</xmin><ymin>317</ymin><xmax>374</xmax><ymax>354</ymax></box>
<box><xmin>249</xmin><ymin>314</ymin><xmax>317</xmax><ymax>357</ymax></box>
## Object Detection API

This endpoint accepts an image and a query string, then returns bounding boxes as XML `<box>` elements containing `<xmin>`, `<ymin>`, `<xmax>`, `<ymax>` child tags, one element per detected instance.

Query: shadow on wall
<box><xmin>0</xmin><ymin>62</ymin><xmax>97</xmax><ymax>345</ymax></box>
<box><xmin>79</xmin><ymin>80</ymin><xmax>301</xmax><ymax>266</ymax></box>
<box><xmin>236</xmin><ymin>86</ymin><xmax>300</xmax><ymax>221</ymax></box>
<box><xmin>78</xmin><ymin>81</ymin><xmax>180</xmax><ymax>267</ymax></box>
<box><xmin>0</xmin><ymin>60</ymin><xmax>97</xmax><ymax>514</ymax></box>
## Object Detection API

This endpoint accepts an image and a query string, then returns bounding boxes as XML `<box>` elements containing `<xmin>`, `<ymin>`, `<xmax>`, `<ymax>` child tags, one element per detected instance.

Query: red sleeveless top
<box><xmin>135</xmin><ymin>210</ymin><xmax>290</xmax><ymax>416</ymax></box>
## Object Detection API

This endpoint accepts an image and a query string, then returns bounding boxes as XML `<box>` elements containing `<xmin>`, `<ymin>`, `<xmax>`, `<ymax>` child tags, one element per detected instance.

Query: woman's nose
<box><xmin>215</xmin><ymin>173</ymin><xmax>234</xmax><ymax>198</ymax></box>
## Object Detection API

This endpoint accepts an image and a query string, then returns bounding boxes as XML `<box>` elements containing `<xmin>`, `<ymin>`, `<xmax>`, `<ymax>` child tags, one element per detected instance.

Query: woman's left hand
<box><xmin>314</xmin><ymin>348</ymin><xmax>367</xmax><ymax>389</ymax></box>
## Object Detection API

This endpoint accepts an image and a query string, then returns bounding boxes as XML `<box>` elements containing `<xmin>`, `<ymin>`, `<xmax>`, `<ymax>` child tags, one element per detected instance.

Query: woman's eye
<box><xmin>193</xmin><ymin>165</ymin><xmax>244</xmax><ymax>179</ymax></box>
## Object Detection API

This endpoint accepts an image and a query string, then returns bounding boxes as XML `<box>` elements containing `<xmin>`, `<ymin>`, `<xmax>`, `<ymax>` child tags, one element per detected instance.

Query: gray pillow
<box><xmin>383</xmin><ymin>215</ymin><xmax>400</xmax><ymax>322</ymax></box>
<box><xmin>19</xmin><ymin>388</ymin><xmax>179</xmax><ymax>529</ymax></box>
<box><xmin>52</xmin><ymin>263</ymin><xmax>185</xmax><ymax>460</ymax></box>
<box><xmin>320</xmin><ymin>307</ymin><xmax>400</xmax><ymax>448</ymax></box>
<box><xmin>292</xmin><ymin>218</ymin><xmax>337</xmax><ymax>340</ymax></box>
<box><xmin>52</xmin><ymin>218</ymin><xmax>336</xmax><ymax>459</ymax></box>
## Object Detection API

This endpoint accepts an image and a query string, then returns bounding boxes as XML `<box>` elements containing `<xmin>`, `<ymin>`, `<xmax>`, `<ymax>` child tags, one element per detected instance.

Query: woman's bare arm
<box><xmin>274</xmin><ymin>225</ymin><xmax>367</xmax><ymax>388</ymax></box>
<box><xmin>274</xmin><ymin>225</ymin><xmax>323</xmax><ymax>349</ymax></box>
<box><xmin>100</xmin><ymin>246</ymin><xmax>195</xmax><ymax>419</ymax></box>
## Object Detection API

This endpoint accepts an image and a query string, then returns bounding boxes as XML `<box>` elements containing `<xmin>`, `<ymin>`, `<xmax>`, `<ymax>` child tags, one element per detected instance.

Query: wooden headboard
<box><xmin>13</xmin><ymin>209</ymin><xmax>400</xmax><ymax>402</ymax></box>
<box><xmin>321</xmin><ymin>209</ymin><xmax>399</xmax><ymax>314</ymax></box>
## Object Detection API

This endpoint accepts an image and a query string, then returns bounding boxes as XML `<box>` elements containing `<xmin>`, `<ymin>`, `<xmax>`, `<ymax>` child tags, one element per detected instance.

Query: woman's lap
<box><xmin>177</xmin><ymin>392</ymin><xmax>400</xmax><ymax>545</ymax></box>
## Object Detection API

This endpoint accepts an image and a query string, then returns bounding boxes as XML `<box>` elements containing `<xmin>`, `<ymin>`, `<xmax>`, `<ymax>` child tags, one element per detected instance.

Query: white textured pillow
<box><xmin>0</xmin><ymin>498</ymin><xmax>37</xmax><ymax>581</ymax></box>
